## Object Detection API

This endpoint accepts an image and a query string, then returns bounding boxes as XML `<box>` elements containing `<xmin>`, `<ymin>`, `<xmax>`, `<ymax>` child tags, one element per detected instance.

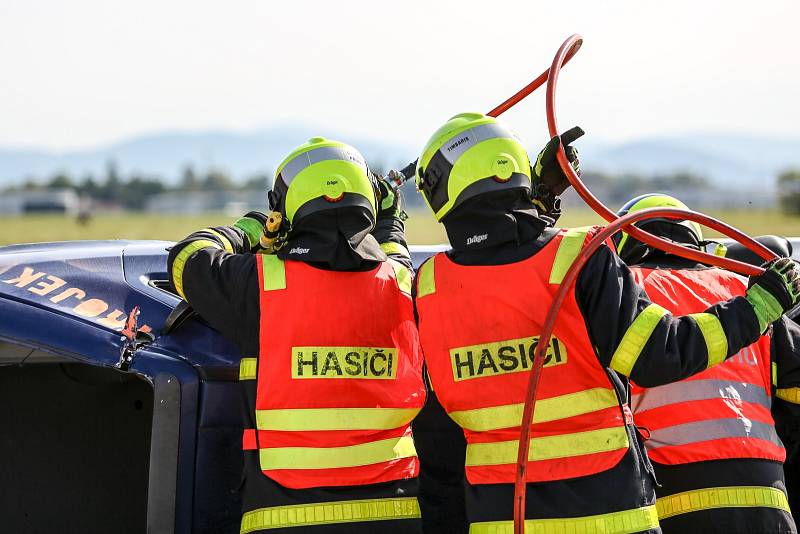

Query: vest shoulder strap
<box><xmin>416</xmin><ymin>255</ymin><xmax>437</xmax><ymax>298</ymax></box>
<box><xmin>260</xmin><ymin>254</ymin><xmax>286</xmax><ymax>291</ymax></box>
<box><xmin>549</xmin><ymin>226</ymin><xmax>596</xmax><ymax>284</ymax></box>
<box><xmin>387</xmin><ymin>259</ymin><xmax>412</xmax><ymax>295</ymax></box>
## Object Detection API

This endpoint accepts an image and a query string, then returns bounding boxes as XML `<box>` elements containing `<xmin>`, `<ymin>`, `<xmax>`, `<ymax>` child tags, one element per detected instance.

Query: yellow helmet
<box><xmin>416</xmin><ymin>112</ymin><xmax>532</xmax><ymax>221</ymax></box>
<box><xmin>269</xmin><ymin>137</ymin><xmax>378</xmax><ymax>227</ymax></box>
<box><xmin>614</xmin><ymin>193</ymin><xmax>704</xmax><ymax>264</ymax></box>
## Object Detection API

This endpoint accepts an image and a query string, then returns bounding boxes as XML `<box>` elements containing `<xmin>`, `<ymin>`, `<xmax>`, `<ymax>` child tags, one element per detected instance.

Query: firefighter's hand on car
<box><xmin>747</xmin><ymin>257</ymin><xmax>800</xmax><ymax>332</ymax></box>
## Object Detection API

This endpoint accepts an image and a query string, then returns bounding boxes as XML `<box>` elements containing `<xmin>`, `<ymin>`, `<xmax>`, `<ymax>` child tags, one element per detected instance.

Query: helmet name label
<box><xmin>292</xmin><ymin>346</ymin><xmax>397</xmax><ymax>379</ymax></box>
<box><xmin>446</xmin><ymin>135</ymin><xmax>470</xmax><ymax>153</ymax></box>
<box><xmin>449</xmin><ymin>335</ymin><xmax>567</xmax><ymax>381</ymax></box>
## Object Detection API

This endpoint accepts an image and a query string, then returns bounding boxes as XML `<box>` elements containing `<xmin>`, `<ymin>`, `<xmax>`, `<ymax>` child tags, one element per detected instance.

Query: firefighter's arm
<box><xmin>167</xmin><ymin>217</ymin><xmax>263</xmax><ymax>346</ymax></box>
<box><xmin>577</xmin><ymin>245</ymin><xmax>765</xmax><ymax>388</ymax></box>
<box><xmin>771</xmin><ymin>316</ymin><xmax>800</xmax><ymax>463</ymax></box>
<box><xmin>373</xmin><ymin>172</ymin><xmax>412</xmax><ymax>270</ymax></box>
<box><xmin>772</xmin><ymin>316</ymin><xmax>800</xmax><ymax>408</ymax></box>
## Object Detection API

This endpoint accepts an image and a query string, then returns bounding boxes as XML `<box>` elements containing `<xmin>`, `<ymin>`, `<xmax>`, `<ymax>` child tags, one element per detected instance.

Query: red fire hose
<box><xmin>486</xmin><ymin>39</ymin><xmax>582</xmax><ymax>118</ymax></box>
<box><xmin>512</xmin><ymin>35</ymin><xmax>781</xmax><ymax>534</ymax></box>
<box><xmin>545</xmin><ymin>34</ymin><xmax>774</xmax><ymax>276</ymax></box>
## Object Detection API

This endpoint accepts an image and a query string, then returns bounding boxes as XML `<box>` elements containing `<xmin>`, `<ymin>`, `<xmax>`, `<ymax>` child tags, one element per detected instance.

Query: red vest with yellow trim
<box><xmin>248</xmin><ymin>255</ymin><xmax>425</xmax><ymax>489</ymax></box>
<box><xmin>415</xmin><ymin>227</ymin><xmax>632</xmax><ymax>485</ymax></box>
<box><xmin>630</xmin><ymin>266</ymin><xmax>784</xmax><ymax>465</ymax></box>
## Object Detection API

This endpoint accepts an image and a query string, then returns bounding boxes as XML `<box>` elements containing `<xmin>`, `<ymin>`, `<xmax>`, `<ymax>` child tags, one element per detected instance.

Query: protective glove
<box><xmin>746</xmin><ymin>257</ymin><xmax>800</xmax><ymax>333</ymax></box>
<box><xmin>234</xmin><ymin>211</ymin><xmax>270</xmax><ymax>252</ymax></box>
<box><xmin>531</xmin><ymin>126</ymin><xmax>584</xmax><ymax>220</ymax></box>
<box><xmin>376</xmin><ymin>170</ymin><xmax>407</xmax><ymax>221</ymax></box>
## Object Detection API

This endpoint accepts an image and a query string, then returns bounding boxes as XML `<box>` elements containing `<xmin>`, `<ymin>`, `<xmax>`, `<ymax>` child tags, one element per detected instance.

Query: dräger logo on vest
<box><xmin>449</xmin><ymin>335</ymin><xmax>567</xmax><ymax>381</ymax></box>
<box><xmin>292</xmin><ymin>346</ymin><xmax>397</xmax><ymax>379</ymax></box>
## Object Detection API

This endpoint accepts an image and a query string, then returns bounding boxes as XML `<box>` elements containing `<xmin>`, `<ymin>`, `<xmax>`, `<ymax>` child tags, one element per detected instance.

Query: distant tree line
<box><xmin>777</xmin><ymin>169</ymin><xmax>800</xmax><ymax>215</ymax></box>
<box><xmin>3</xmin><ymin>161</ymin><xmax>272</xmax><ymax>211</ymax></box>
<box><xmin>6</xmin><ymin>159</ymin><xmax>725</xmax><ymax>212</ymax></box>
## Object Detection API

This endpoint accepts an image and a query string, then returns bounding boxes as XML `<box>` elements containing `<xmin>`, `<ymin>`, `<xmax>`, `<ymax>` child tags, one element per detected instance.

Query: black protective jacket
<box><xmin>628</xmin><ymin>254</ymin><xmax>800</xmax><ymax>534</ymax></box>
<box><xmin>167</xmin><ymin>208</ymin><xmax>418</xmax><ymax>534</ymax></box>
<box><xmin>413</xmin><ymin>192</ymin><xmax>767</xmax><ymax>533</ymax></box>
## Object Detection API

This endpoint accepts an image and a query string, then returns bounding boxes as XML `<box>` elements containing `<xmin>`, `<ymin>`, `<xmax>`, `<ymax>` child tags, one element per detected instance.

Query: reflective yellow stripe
<box><xmin>261</xmin><ymin>255</ymin><xmax>286</xmax><ymax>291</ymax></box>
<box><xmin>549</xmin><ymin>226</ymin><xmax>591</xmax><ymax>284</ymax></box>
<box><xmin>469</xmin><ymin>504</ymin><xmax>659</xmax><ymax>534</ymax></box>
<box><xmin>416</xmin><ymin>258</ymin><xmax>436</xmax><ymax>298</ymax></box>
<box><xmin>690</xmin><ymin>313</ymin><xmax>728</xmax><ymax>368</ymax></box>
<box><xmin>239</xmin><ymin>358</ymin><xmax>257</xmax><ymax>380</ymax></box>
<box><xmin>207</xmin><ymin>228</ymin><xmax>234</xmax><ymax>253</ymax></box>
<box><xmin>610</xmin><ymin>303</ymin><xmax>668</xmax><ymax>376</ymax></box>
<box><xmin>388</xmin><ymin>259</ymin><xmax>412</xmax><ymax>295</ymax></box>
<box><xmin>465</xmin><ymin>426</ymin><xmax>629</xmax><ymax>466</ymax></box>
<box><xmin>240</xmin><ymin>497</ymin><xmax>420</xmax><ymax>533</ymax></box>
<box><xmin>259</xmin><ymin>435</ymin><xmax>416</xmax><ymax>470</ymax></box>
<box><xmin>773</xmin><ymin>362</ymin><xmax>778</xmax><ymax>387</ymax></box>
<box><xmin>656</xmin><ymin>486</ymin><xmax>790</xmax><ymax>520</ymax></box>
<box><xmin>256</xmin><ymin>407</ymin><xmax>419</xmax><ymax>431</ymax></box>
<box><xmin>380</xmin><ymin>241</ymin><xmax>411</xmax><ymax>259</ymax></box>
<box><xmin>777</xmin><ymin>387</ymin><xmax>800</xmax><ymax>404</ymax></box>
<box><xmin>449</xmin><ymin>387</ymin><xmax>619</xmax><ymax>431</ymax></box>
<box><xmin>171</xmin><ymin>239</ymin><xmax>223</xmax><ymax>299</ymax></box>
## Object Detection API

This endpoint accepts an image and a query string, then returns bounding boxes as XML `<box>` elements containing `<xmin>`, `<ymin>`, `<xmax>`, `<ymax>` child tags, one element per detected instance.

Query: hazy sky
<box><xmin>1</xmin><ymin>0</ymin><xmax>799</xmax><ymax>151</ymax></box>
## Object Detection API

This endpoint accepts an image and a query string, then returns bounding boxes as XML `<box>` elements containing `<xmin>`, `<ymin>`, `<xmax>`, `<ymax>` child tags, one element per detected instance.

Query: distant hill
<box><xmin>577</xmin><ymin>135</ymin><xmax>800</xmax><ymax>190</ymax></box>
<box><xmin>0</xmin><ymin>125</ymin><xmax>417</xmax><ymax>185</ymax></box>
<box><xmin>1</xmin><ymin>127</ymin><xmax>799</xmax><ymax>192</ymax></box>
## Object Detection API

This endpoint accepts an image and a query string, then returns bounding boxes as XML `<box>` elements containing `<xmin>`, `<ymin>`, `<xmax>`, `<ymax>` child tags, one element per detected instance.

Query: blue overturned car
<box><xmin>0</xmin><ymin>237</ymin><xmax>794</xmax><ymax>533</ymax></box>
<box><xmin>0</xmin><ymin>240</ymin><xmax>442</xmax><ymax>534</ymax></box>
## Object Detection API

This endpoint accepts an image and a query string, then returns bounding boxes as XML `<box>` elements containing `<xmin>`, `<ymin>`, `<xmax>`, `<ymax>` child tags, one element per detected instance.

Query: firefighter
<box><xmin>168</xmin><ymin>137</ymin><xmax>425</xmax><ymax>534</ymax></box>
<box><xmin>411</xmin><ymin>112</ymin><xmax>800</xmax><ymax>533</ymax></box>
<box><xmin>615</xmin><ymin>193</ymin><xmax>800</xmax><ymax>534</ymax></box>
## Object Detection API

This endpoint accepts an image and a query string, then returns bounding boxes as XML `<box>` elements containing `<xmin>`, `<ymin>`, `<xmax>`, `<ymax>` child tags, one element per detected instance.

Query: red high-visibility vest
<box><xmin>248</xmin><ymin>255</ymin><xmax>425</xmax><ymax>489</ymax></box>
<box><xmin>415</xmin><ymin>227</ymin><xmax>632</xmax><ymax>485</ymax></box>
<box><xmin>630</xmin><ymin>266</ymin><xmax>784</xmax><ymax>465</ymax></box>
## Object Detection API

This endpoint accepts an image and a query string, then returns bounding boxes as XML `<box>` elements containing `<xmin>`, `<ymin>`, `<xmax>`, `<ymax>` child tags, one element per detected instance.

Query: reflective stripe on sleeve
<box><xmin>773</xmin><ymin>362</ymin><xmax>778</xmax><ymax>387</ymax></box>
<box><xmin>647</xmin><ymin>419</ymin><xmax>783</xmax><ymax>450</ymax></box>
<box><xmin>171</xmin><ymin>239</ymin><xmax>223</xmax><ymax>299</ymax></box>
<box><xmin>610</xmin><ymin>303</ymin><xmax>668</xmax><ymax>376</ymax></box>
<box><xmin>259</xmin><ymin>435</ymin><xmax>417</xmax><ymax>471</ymax></box>
<box><xmin>380</xmin><ymin>241</ymin><xmax>411</xmax><ymax>259</ymax></box>
<box><xmin>631</xmin><ymin>379</ymin><xmax>771</xmax><ymax>413</ymax></box>
<box><xmin>469</xmin><ymin>504</ymin><xmax>658</xmax><ymax>534</ymax></box>
<box><xmin>776</xmin><ymin>387</ymin><xmax>800</xmax><ymax>404</ymax></box>
<box><xmin>465</xmin><ymin>426</ymin><xmax>629</xmax><ymax>466</ymax></box>
<box><xmin>261</xmin><ymin>255</ymin><xmax>286</xmax><ymax>291</ymax></box>
<box><xmin>388</xmin><ymin>259</ymin><xmax>412</xmax><ymax>295</ymax></box>
<box><xmin>239</xmin><ymin>358</ymin><xmax>257</xmax><ymax>380</ymax></box>
<box><xmin>206</xmin><ymin>228</ymin><xmax>235</xmax><ymax>253</ymax></box>
<box><xmin>256</xmin><ymin>407</ymin><xmax>419</xmax><ymax>431</ymax></box>
<box><xmin>416</xmin><ymin>258</ymin><xmax>436</xmax><ymax>298</ymax></box>
<box><xmin>549</xmin><ymin>227</ymin><xmax>591</xmax><ymax>284</ymax></box>
<box><xmin>656</xmin><ymin>486</ymin><xmax>790</xmax><ymax>520</ymax></box>
<box><xmin>689</xmin><ymin>312</ymin><xmax>728</xmax><ymax>368</ymax></box>
<box><xmin>449</xmin><ymin>387</ymin><xmax>619</xmax><ymax>431</ymax></box>
<box><xmin>240</xmin><ymin>497</ymin><xmax>421</xmax><ymax>533</ymax></box>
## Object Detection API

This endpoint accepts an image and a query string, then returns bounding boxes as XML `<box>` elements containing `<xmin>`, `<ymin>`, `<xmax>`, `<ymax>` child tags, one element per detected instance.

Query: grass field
<box><xmin>1</xmin><ymin>209</ymin><xmax>800</xmax><ymax>247</ymax></box>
